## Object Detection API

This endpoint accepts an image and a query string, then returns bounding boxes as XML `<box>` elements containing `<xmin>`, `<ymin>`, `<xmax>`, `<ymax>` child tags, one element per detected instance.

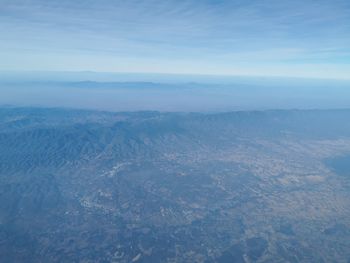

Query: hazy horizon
<box><xmin>1</xmin><ymin>71</ymin><xmax>350</xmax><ymax>112</ymax></box>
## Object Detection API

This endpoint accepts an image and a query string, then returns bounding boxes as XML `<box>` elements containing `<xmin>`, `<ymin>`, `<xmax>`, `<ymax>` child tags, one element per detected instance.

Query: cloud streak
<box><xmin>0</xmin><ymin>0</ymin><xmax>350</xmax><ymax>78</ymax></box>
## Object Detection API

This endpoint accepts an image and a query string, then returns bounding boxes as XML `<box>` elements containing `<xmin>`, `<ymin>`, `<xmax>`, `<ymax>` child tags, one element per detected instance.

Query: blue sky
<box><xmin>1</xmin><ymin>0</ymin><xmax>350</xmax><ymax>79</ymax></box>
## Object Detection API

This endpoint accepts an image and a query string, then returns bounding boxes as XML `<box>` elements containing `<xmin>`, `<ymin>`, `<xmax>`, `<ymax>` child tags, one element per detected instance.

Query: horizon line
<box><xmin>1</xmin><ymin>69</ymin><xmax>350</xmax><ymax>82</ymax></box>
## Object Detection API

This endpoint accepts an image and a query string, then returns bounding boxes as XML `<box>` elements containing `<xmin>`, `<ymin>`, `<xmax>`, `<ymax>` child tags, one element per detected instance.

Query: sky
<box><xmin>1</xmin><ymin>0</ymin><xmax>350</xmax><ymax>79</ymax></box>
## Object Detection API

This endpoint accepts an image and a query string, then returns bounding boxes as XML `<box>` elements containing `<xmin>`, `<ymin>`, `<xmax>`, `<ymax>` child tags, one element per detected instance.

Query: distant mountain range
<box><xmin>1</xmin><ymin>75</ymin><xmax>350</xmax><ymax>111</ymax></box>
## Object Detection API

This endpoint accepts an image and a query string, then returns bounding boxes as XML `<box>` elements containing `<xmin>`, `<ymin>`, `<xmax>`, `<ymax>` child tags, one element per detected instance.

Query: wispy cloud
<box><xmin>0</xmin><ymin>0</ymin><xmax>349</xmax><ymax>78</ymax></box>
